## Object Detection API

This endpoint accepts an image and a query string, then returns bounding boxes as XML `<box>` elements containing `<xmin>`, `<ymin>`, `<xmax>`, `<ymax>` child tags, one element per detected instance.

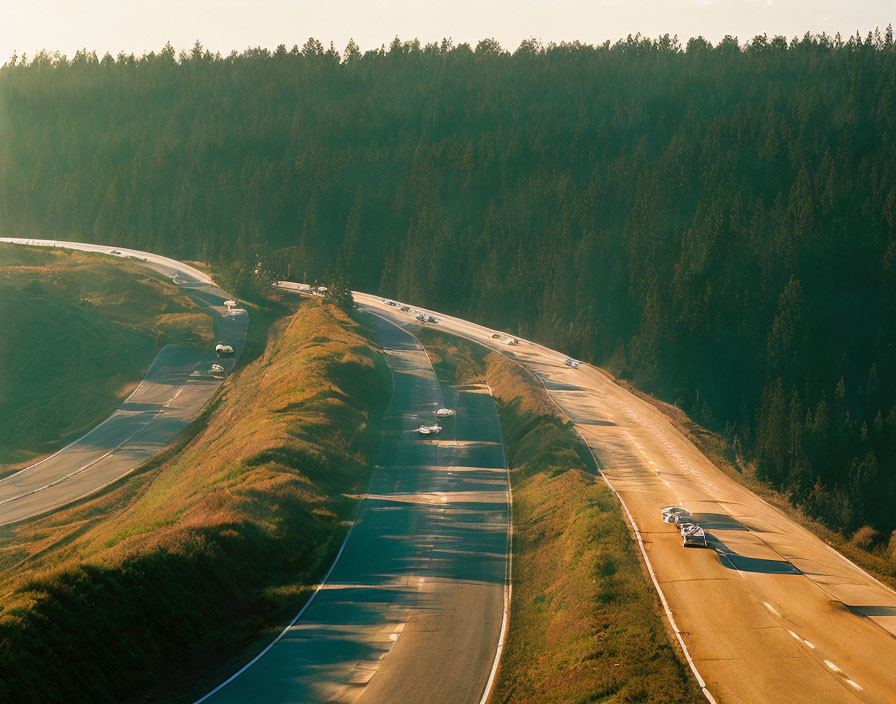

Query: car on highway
<box><xmin>662</xmin><ymin>506</ymin><xmax>691</xmax><ymax>524</ymax></box>
<box><xmin>215</xmin><ymin>342</ymin><xmax>235</xmax><ymax>358</ymax></box>
<box><xmin>564</xmin><ymin>358</ymin><xmax>581</xmax><ymax>369</ymax></box>
<box><xmin>224</xmin><ymin>300</ymin><xmax>237</xmax><ymax>309</ymax></box>
<box><xmin>400</xmin><ymin>305</ymin><xmax>410</xmax><ymax>312</ymax></box>
<box><xmin>316</xmin><ymin>286</ymin><xmax>328</xmax><ymax>295</ymax></box>
<box><xmin>436</xmin><ymin>408</ymin><xmax>455</xmax><ymax>418</ymax></box>
<box><xmin>679</xmin><ymin>523</ymin><xmax>709</xmax><ymax>548</ymax></box>
<box><xmin>427</xmin><ymin>315</ymin><xmax>438</xmax><ymax>324</ymax></box>
<box><xmin>129</xmin><ymin>254</ymin><xmax>147</xmax><ymax>262</ymax></box>
<box><xmin>110</xmin><ymin>249</ymin><xmax>123</xmax><ymax>255</ymax></box>
<box><xmin>417</xmin><ymin>424</ymin><xmax>442</xmax><ymax>435</ymax></box>
<box><xmin>415</xmin><ymin>313</ymin><xmax>426</xmax><ymax>322</ymax></box>
<box><xmin>210</xmin><ymin>363</ymin><xmax>225</xmax><ymax>376</ymax></box>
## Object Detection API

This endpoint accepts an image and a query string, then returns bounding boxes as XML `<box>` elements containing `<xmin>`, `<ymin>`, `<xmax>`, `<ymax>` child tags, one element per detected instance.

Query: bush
<box><xmin>851</xmin><ymin>525</ymin><xmax>884</xmax><ymax>550</ymax></box>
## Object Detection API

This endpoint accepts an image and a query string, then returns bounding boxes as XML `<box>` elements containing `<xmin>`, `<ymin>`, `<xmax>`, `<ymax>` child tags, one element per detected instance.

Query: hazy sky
<box><xmin>2</xmin><ymin>0</ymin><xmax>894</xmax><ymax>61</ymax></box>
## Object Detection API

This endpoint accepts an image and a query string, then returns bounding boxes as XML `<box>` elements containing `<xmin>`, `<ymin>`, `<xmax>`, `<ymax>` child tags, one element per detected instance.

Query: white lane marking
<box><xmin>845</xmin><ymin>679</ymin><xmax>863</xmax><ymax>691</ymax></box>
<box><xmin>763</xmin><ymin>602</ymin><xmax>780</xmax><ymax>617</ymax></box>
<box><xmin>804</xmin><ymin>639</ymin><xmax>816</xmax><ymax>650</ymax></box>
<box><xmin>192</xmin><ymin>495</ymin><xmax>362</xmax><ymax>703</ymax></box>
<box><xmin>824</xmin><ymin>660</ymin><xmax>842</xmax><ymax>673</ymax></box>
<box><xmin>477</xmin><ymin>384</ymin><xmax>513</xmax><ymax>704</ymax></box>
<box><xmin>788</xmin><ymin>629</ymin><xmax>801</xmax><ymax>641</ymax></box>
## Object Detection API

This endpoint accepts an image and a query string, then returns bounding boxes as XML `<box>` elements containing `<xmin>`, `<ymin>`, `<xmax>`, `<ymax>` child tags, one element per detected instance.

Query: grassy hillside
<box><xmin>0</xmin><ymin>300</ymin><xmax>389</xmax><ymax>704</ymax></box>
<box><xmin>416</xmin><ymin>330</ymin><xmax>702</xmax><ymax>704</ymax></box>
<box><xmin>0</xmin><ymin>244</ymin><xmax>213</xmax><ymax>469</ymax></box>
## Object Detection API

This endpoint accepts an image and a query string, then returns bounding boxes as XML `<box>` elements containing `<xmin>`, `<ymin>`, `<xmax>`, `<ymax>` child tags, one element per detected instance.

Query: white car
<box><xmin>435</xmin><ymin>408</ymin><xmax>455</xmax><ymax>418</ymax></box>
<box><xmin>661</xmin><ymin>506</ymin><xmax>690</xmax><ymax>524</ymax></box>
<box><xmin>417</xmin><ymin>424</ymin><xmax>442</xmax><ymax>435</ymax></box>
<box><xmin>680</xmin><ymin>523</ymin><xmax>709</xmax><ymax>548</ymax></box>
<box><xmin>564</xmin><ymin>358</ymin><xmax>580</xmax><ymax>369</ymax></box>
<box><xmin>215</xmin><ymin>342</ymin><xmax>235</xmax><ymax>358</ymax></box>
<box><xmin>210</xmin><ymin>363</ymin><xmax>225</xmax><ymax>375</ymax></box>
<box><xmin>224</xmin><ymin>300</ymin><xmax>237</xmax><ymax>309</ymax></box>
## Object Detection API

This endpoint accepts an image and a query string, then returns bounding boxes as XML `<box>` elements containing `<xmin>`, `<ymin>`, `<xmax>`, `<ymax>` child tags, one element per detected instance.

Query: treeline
<box><xmin>2</xmin><ymin>32</ymin><xmax>895</xmax><ymax>538</ymax></box>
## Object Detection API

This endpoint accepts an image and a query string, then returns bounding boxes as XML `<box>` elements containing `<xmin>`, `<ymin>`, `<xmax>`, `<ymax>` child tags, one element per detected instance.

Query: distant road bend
<box><xmin>0</xmin><ymin>238</ymin><xmax>248</xmax><ymax>526</ymax></box>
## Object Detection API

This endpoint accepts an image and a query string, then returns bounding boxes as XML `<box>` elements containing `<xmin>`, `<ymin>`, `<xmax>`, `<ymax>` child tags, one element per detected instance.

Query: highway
<box><xmin>0</xmin><ymin>238</ymin><xmax>248</xmax><ymax>526</ymax></box>
<box><xmin>4</xmin><ymin>235</ymin><xmax>894</xmax><ymax>703</ymax></box>
<box><xmin>356</xmin><ymin>292</ymin><xmax>896</xmax><ymax>704</ymax></box>
<box><xmin>197</xmin><ymin>311</ymin><xmax>509</xmax><ymax>704</ymax></box>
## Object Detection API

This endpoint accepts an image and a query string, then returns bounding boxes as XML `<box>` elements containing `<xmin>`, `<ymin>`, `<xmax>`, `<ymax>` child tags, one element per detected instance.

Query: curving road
<box><xmin>356</xmin><ymin>292</ymin><xmax>896</xmax><ymax>704</ymax></box>
<box><xmin>4</xmin><ymin>235</ymin><xmax>893</xmax><ymax>703</ymax></box>
<box><xmin>197</xmin><ymin>310</ymin><xmax>509</xmax><ymax>704</ymax></box>
<box><xmin>0</xmin><ymin>238</ymin><xmax>248</xmax><ymax>526</ymax></box>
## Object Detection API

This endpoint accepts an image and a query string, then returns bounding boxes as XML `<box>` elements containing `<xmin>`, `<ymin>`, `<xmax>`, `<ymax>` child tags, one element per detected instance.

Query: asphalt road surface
<box><xmin>356</xmin><ymin>292</ymin><xmax>896</xmax><ymax>704</ymax></box>
<box><xmin>198</xmin><ymin>311</ymin><xmax>509</xmax><ymax>704</ymax></box>
<box><xmin>0</xmin><ymin>238</ymin><xmax>247</xmax><ymax>526</ymax></box>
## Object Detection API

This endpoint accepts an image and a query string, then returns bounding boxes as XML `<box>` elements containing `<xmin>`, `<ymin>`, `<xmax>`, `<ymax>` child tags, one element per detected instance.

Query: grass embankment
<box><xmin>605</xmin><ymin>370</ymin><xmax>896</xmax><ymax>592</ymax></box>
<box><xmin>0</xmin><ymin>300</ymin><xmax>390</xmax><ymax>704</ymax></box>
<box><xmin>417</xmin><ymin>329</ymin><xmax>702</xmax><ymax>704</ymax></box>
<box><xmin>0</xmin><ymin>245</ymin><xmax>213</xmax><ymax>470</ymax></box>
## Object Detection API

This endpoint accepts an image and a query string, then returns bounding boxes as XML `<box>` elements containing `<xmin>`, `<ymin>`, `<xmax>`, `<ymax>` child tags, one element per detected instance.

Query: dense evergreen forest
<box><xmin>2</xmin><ymin>31</ymin><xmax>895</xmax><ymax>539</ymax></box>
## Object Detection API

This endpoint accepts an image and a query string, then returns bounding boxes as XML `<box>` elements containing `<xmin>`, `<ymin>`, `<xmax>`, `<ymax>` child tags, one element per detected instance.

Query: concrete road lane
<box><xmin>0</xmin><ymin>239</ymin><xmax>247</xmax><ymax>526</ymax></box>
<box><xmin>198</xmin><ymin>312</ymin><xmax>508</xmax><ymax>704</ymax></box>
<box><xmin>356</xmin><ymin>293</ymin><xmax>896</xmax><ymax>704</ymax></box>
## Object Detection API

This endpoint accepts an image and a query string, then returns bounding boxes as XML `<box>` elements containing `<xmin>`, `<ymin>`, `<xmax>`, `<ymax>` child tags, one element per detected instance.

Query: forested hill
<box><xmin>2</xmin><ymin>33</ymin><xmax>896</xmax><ymax>538</ymax></box>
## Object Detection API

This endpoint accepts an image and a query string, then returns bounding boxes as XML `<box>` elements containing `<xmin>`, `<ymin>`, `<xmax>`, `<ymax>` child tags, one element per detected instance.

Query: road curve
<box><xmin>356</xmin><ymin>292</ymin><xmax>896</xmax><ymax>704</ymax></box>
<box><xmin>0</xmin><ymin>238</ymin><xmax>247</xmax><ymax>526</ymax></box>
<box><xmin>196</xmin><ymin>310</ymin><xmax>509</xmax><ymax>704</ymax></box>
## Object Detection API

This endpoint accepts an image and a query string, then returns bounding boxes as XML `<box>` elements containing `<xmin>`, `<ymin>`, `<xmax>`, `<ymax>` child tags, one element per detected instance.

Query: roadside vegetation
<box><xmin>0</xmin><ymin>244</ymin><xmax>213</xmax><ymax>470</ymax></box>
<box><xmin>417</xmin><ymin>329</ymin><xmax>702</xmax><ymax>704</ymax></box>
<box><xmin>0</xmin><ymin>299</ymin><xmax>390</xmax><ymax>704</ymax></box>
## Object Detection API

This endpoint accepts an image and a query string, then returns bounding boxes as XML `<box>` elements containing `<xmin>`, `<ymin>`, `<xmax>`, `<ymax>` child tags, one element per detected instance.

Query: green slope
<box><xmin>0</xmin><ymin>245</ymin><xmax>212</xmax><ymax>468</ymax></box>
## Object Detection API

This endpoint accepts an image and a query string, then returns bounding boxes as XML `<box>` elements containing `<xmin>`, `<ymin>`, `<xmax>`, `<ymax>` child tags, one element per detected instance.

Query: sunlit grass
<box><xmin>0</xmin><ymin>300</ymin><xmax>389</xmax><ymax>704</ymax></box>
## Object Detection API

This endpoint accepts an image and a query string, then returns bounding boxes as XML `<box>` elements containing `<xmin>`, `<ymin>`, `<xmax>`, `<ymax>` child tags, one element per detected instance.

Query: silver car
<box><xmin>680</xmin><ymin>523</ymin><xmax>708</xmax><ymax>548</ymax></box>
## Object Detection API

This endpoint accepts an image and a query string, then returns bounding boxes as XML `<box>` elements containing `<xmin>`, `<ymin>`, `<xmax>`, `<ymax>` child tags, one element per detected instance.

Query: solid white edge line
<box><xmin>477</xmin><ymin>384</ymin><xmax>512</xmax><ymax>704</ymax></box>
<box><xmin>192</xmin><ymin>518</ymin><xmax>358</xmax><ymax>704</ymax></box>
